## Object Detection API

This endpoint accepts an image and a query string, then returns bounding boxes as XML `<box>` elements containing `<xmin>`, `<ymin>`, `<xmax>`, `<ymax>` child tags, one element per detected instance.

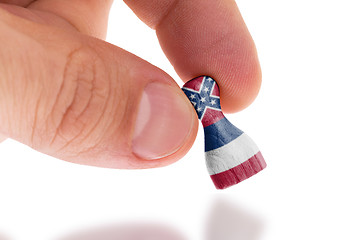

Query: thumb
<box><xmin>0</xmin><ymin>10</ymin><xmax>197</xmax><ymax>169</ymax></box>
<box><xmin>0</xmin><ymin>133</ymin><xmax>6</xmax><ymax>143</ymax></box>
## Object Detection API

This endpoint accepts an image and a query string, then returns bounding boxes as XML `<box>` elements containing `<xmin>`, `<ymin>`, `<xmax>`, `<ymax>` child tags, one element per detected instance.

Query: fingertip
<box><xmin>154</xmin><ymin>0</ymin><xmax>262</xmax><ymax>113</ymax></box>
<box><xmin>173</xmin><ymin>41</ymin><xmax>262</xmax><ymax>113</ymax></box>
<box><xmin>215</xmin><ymin>50</ymin><xmax>262</xmax><ymax>113</ymax></box>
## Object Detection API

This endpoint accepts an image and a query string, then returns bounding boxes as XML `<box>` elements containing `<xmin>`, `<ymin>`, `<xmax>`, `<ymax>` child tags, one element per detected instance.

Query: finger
<box><xmin>124</xmin><ymin>0</ymin><xmax>262</xmax><ymax>113</ymax></box>
<box><xmin>0</xmin><ymin>9</ymin><xmax>198</xmax><ymax>168</ymax></box>
<box><xmin>0</xmin><ymin>0</ymin><xmax>34</xmax><ymax>6</ymax></box>
<box><xmin>27</xmin><ymin>0</ymin><xmax>114</xmax><ymax>39</ymax></box>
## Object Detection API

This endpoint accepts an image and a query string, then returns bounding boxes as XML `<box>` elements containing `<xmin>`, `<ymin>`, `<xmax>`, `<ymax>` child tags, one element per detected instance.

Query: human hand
<box><xmin>0</xmin><ymin>0</ymin><xmax>261</xmax><ymax>169</ymax></box>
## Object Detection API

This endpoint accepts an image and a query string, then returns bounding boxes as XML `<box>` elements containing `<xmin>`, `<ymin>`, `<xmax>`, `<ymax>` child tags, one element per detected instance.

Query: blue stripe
<box><xmin>204</xmin><ymin>117</ymin><xmax>243</xmax><ymax>152</ymax></box>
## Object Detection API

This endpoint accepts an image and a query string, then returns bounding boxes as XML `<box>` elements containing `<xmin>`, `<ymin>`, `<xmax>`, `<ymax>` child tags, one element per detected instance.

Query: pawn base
<box><xmin>210</xmin><ymin>152</ymin><xmax>266</xmax><ymax>189</ymax></box>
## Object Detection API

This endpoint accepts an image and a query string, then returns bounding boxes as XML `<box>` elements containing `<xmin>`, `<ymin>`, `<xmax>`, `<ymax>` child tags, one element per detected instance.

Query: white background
<box><xmin>1</xmin><ymin>0</ymin><xmax>341</xmax><ymax>239</ymax></box>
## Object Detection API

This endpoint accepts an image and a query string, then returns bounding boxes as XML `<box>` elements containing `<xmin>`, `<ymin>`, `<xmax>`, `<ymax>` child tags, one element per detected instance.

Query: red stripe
<box><xmin>210</xmin><ymin>151</ymin><xmax>266</xmax><ymax>189</ymax></box>
<box><xmin>201</xmin><ymin>108</ymin><xmax>224</xmax><ymax>127</ymax></box>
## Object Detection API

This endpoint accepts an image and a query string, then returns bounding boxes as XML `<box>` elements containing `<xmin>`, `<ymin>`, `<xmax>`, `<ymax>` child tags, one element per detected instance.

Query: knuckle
<box><xmin>47</xmin><ymin>46</ymin><xmax>111</xmax><ymax>153</ymax></box>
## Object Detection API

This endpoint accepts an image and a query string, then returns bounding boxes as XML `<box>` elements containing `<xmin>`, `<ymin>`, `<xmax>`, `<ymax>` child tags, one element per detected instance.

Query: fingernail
<box><xmin>132</xmin><ymin>82</ymin><xmax>194</xmax><ymax>160</ymax></box>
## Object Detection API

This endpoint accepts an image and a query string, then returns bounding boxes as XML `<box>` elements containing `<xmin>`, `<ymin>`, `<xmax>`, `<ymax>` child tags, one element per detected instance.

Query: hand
<box><xmin>0</xmin><ymin>0</ymin><xmax>261</xmax><ymax>169</ymax></box>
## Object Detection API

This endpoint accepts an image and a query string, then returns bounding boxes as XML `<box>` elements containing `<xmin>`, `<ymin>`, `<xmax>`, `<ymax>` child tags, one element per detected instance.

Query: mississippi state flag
<box><xmin>182</xmin><ymin>76</ymin><xmax>266</xmax><ymax>189</ymax></box>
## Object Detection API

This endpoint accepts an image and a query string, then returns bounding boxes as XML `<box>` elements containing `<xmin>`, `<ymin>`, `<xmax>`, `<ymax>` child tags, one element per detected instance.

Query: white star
<box><xmin>210</xmin><ymin>100</ymin><xmax>216</xmax><ymax>105</ymax></box>
<box><xmin>207</xmin><ymin>78</ymin><xmax>213</xmax><ymax>82</ymax></box>
<box><xmin>203</xmin><ymin>87</ymin><xmax>209</xmax><ymax>93</ymax></box>
<box><xmin>200</xmin><ymin>97</ymin><xmax>206</xmax><ymax>103</ymax></box>
<box><xmin>197</xmin><ymin>107</ymin><xmax>202</xmax><ymax>112</ymax></box>
<box><xmin>191</xmin><ymin>101</ymin><xmax>197</xmax><ymax>106</ymax></box>
<box><xmin>190</xmin><ymin>94</ymin><xmax>195</xmax><ymax>100</ymax></box>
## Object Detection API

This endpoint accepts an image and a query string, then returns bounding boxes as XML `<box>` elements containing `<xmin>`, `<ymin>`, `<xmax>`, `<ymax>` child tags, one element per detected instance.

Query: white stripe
<box><xmin>205</xmin><ymin>133</ymin><xmax>260</xmax><ymax>175</ymax></box>
<box><xmin>209</xmin><ymin>81</ymin><xmax>216</xmax><ymax>95</ymax></box>
<box><xmin>198</xmin><ymin>76</ymin><xmax>206</xmax><ymax>93</ymax></box>
<box><xmin>182</xmin><ymin>87</ymin><xmax>200</xmax><ymax>93</ymax></box>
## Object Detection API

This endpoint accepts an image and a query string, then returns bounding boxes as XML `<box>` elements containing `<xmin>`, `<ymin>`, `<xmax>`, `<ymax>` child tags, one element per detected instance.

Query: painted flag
<box><xmin>182</xmin><ymin>76</ymin><xmax>266</xmax><ymax>189</ymax></box>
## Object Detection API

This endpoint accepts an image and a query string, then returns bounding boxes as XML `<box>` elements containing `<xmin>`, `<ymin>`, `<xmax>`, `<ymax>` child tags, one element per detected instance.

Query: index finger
<box><xmin>124</xmin><ymin>0</ymin><xmax>261</xmax><ymax>113</ymax></box>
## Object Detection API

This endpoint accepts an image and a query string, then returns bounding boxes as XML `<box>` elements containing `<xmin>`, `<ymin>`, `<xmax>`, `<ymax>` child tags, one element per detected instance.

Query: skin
<box><xmin>0</xmin><ymin>0</ymin><xmax>261</xmax><ymax>169</ymax></box>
